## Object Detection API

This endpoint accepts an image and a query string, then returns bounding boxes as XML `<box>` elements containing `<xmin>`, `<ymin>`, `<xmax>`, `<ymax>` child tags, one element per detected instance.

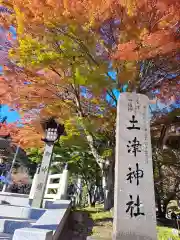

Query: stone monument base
<box><xmin>113</xmin><ymin>232</ymin><xmax>157</xmax><ymax>240</ymax></box>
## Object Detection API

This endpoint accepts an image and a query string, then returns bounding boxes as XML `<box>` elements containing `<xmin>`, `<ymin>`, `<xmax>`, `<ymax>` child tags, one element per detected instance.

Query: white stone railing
<box><xmin>44</xmin><ymin>173</ymin><xmax>62</xmax><ymax>199</ymax></box>
<box><xmin>29</xmin><ymin>168</ymin><xmax>69</xmax><ymax>201</ymax></box>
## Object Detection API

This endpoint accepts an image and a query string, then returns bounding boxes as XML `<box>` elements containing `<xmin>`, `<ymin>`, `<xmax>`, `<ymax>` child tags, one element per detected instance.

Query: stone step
<box><xmin>0</xmin><ymin>232</ymin><xmax>12</xmax><ymax>239</ymax></box>
<box><xmin>0</xmin><ymin>205</ymin><xmax>45</xmax><ymax>220</ymax></box>
<box><xmin>0</xmin><ymin>218</ymin><xmax>35</xmax><ymax>234</ymax></box>
<box><xmin>12</xmin><ymin>228</ymin><xmax>53</xmax><ymax>240</ymax></box>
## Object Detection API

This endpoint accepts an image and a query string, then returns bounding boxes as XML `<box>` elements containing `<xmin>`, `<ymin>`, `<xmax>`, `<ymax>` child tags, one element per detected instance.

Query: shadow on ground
<box><xmin>157</xmin><ymin>217</ymin><xmax>178</xmax><ymax>229</ymax></box>
<box><xmin>59</xmin><ymin>210</ymin><xmax>94</xmax><ymax>240</ymax></box>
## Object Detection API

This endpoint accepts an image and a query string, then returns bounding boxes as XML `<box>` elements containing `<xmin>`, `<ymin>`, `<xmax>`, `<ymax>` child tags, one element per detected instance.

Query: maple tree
<box><xmin>0</xmin><ymin>0</ymin><xmax>179</xmax><ymax>209</ymax></box>
<box><xmin>0</xmin><ymin>0</ymin><xmax>179</xmax><ymax>95</ymax></box>
<box><xmin>0</xmin><ymin>39</ymin><xmax>116</xmax><ymax>208</ymax></box>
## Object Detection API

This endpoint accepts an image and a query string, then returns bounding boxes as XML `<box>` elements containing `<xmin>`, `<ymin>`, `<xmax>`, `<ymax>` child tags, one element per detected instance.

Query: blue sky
<box><xmin>0</xmin><ymin>26</ymin><xmax>19</xmax><ymax>123</ymax></box>
<box><xmin>1</xmin><ymin>105</ymin><xmax>20</xmax><ymax>123</ymax></box>
<box><xmin>0</xmin><ymin>67</ymin><xmax>20</xmax><ymax>123</ymax></box>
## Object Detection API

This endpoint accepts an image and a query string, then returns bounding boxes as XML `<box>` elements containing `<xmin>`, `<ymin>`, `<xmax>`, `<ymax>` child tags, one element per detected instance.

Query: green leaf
<box><xmin>75</xmin><ymin>67</ymin><xmax>87</xmax><ymax>85</ymax></box>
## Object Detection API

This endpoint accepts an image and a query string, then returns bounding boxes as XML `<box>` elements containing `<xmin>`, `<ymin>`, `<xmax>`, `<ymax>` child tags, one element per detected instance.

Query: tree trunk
<box><xmin>103</xmin><ymin>163</ymin><xmax>114</xmax><ymax>210</ymax></box>
<box><xmin>75</xmin><ymin>177</ymin><xmax>82</xmax><ymax>206</ymax></box>
<box><xmin>162</xmin><ymin>202</ymin><xmax>168</xmax><ymax>218</ymax></box>
<box><xmin>85</xmin><ymin>133</ymin><xmax>115</xmax><ymax>210</ymax></box>
<box><xmin>155</xmin><ymin>191</ymin><xmax>172</xmax><ymax>219</ymax></box>
<box><xmin>87</xmin><ymin>190</ymin><xmax>95</xmax><ymax>207</ymax></box>
<box><xmin>154</xmin><ymin>159</ymin><xmax>165</xmax><ymax>218</ymax></box>
<box><xmin>75</xmin><ymin>98</ymin><xmax>116</xmax><ymax>209</ymax></box>
<box><xmin>156</xmin><ymin>195</ymin><xmax>163</xmax><ymax>217</ymax></box>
